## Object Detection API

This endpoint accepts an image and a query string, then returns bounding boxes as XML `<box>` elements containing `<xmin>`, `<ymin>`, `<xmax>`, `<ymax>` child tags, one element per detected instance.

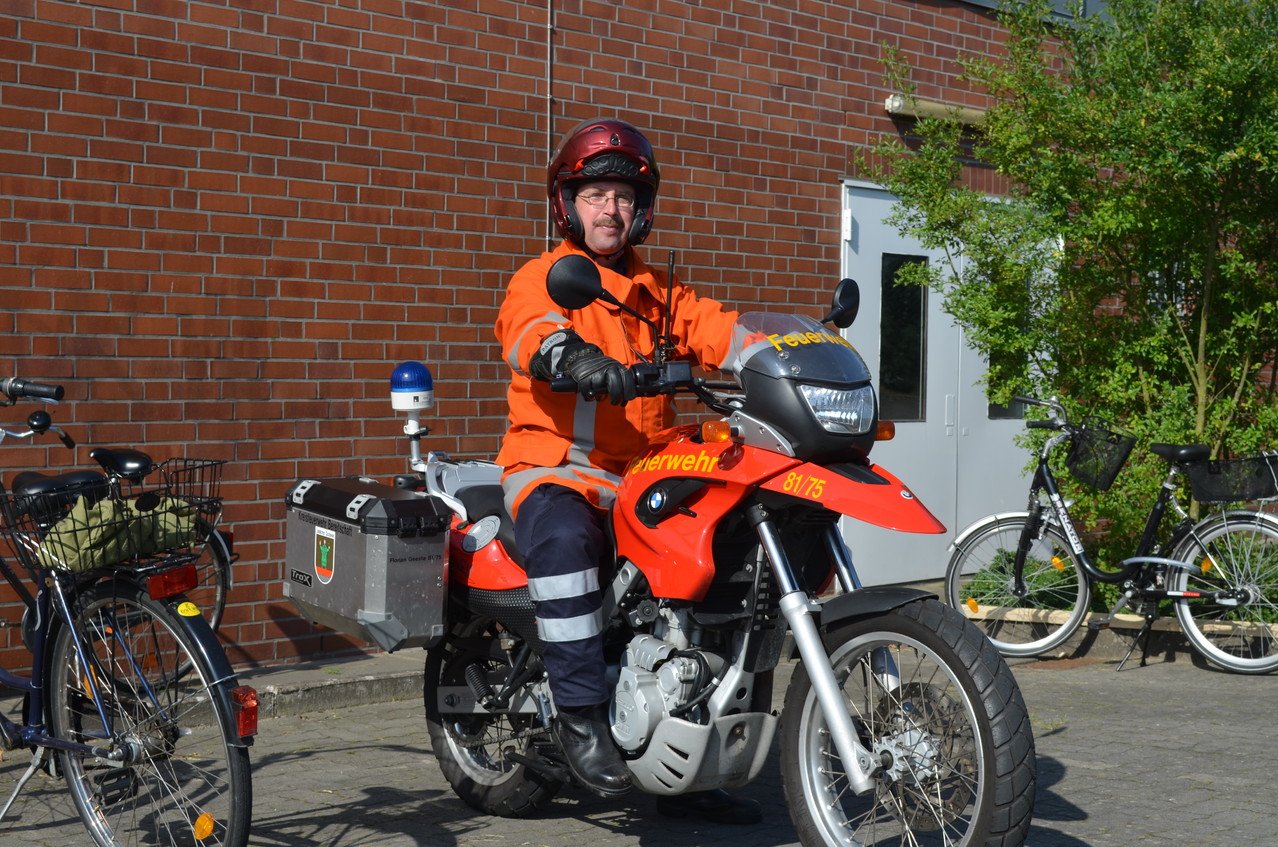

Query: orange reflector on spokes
<box><xmin>1052</xmin><ymin>556</ymin><xmax>1065</xmax><ymax>570</ymax></box>
<box><xmin>194</xmin><ymin>812</ymin><xmax>215</xmax><ymax>840</ymax></box>
<box><xmin>231</xmin><ymin>685</ymin><xmax>259</xmax><ymax>738</ymax></box>
<box><xmin>1201</xmin><ymin>557</ymin><xmax>1212</xmax><ymax>573</ymax></box>
<box><xmin>965</xmin><ymin>597</ymin><xmax>979</xmax><ymax>614</ymax></box>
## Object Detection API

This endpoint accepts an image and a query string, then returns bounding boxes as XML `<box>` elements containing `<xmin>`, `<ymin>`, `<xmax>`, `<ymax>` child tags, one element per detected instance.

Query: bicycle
<box><xmin>945</xmin><ymin>396</ymin><xmax>1278</xmax><ymax>674</ymax></box>
<box><xmin>0</xmin><ymin>376</ymin><xmax>256</xmax><ymax>846</ymax></box>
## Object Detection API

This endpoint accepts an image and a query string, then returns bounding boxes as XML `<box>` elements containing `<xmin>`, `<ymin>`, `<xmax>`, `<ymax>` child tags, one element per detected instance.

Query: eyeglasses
<box><xmin>576</xmin><ymin>191</ymin><xmax>636</xmax><ymax>209</ymax></box>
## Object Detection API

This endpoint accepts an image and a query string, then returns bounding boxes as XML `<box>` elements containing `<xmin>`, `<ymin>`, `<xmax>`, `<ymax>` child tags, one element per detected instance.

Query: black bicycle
<box><xmin>0</xmin><ymin>376</ymin><xmax>255</xmax><ymax>846</ymax></box>
<box><xmin>945</xmin><ymin>396</ymin><xmax>1278</xmax><ymax>673</ymax></box>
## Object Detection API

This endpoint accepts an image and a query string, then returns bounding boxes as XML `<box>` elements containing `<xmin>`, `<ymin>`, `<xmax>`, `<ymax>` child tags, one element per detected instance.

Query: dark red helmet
<box><xmin>547</xmin><ymin>118</ymin><xmax>661</xmax><ymax>247</ymax></box>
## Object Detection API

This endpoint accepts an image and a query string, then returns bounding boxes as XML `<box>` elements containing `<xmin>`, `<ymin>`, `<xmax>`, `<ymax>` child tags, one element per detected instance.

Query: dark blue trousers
<box><xmin>515</xmin><ymin>483</ymin><xmax>609</xmax><ymax>708</ymax></box>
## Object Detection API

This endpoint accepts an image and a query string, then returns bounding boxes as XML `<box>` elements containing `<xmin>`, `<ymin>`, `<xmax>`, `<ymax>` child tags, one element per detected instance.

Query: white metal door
<box><xmin>839</xmin><ymin>181</ymin><xmax>1028</xmax><ymax>586</ymax></box>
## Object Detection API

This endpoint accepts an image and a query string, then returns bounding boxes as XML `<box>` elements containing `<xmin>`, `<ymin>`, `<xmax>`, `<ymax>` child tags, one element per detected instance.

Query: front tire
<box><xmin>780</xmin><ymin>599</ymin><xmax>1035</xmax><ymax>847</ymax></box>
<box><xmin>946</xmin><ymin>515</ymin><xmax>1090</xmax><ymax>657</ymax></box>
<box><xmin>423</xmin><ymin>619</ymin><xmax>563</xmax><ymax>817</ymax></box>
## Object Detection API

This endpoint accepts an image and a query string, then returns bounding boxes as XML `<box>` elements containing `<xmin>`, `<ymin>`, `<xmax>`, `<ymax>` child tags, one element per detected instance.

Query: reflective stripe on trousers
<box><xmin>514</xmin><ymin>482</ymin><xmax>609</xmax><ymax>708</ymax></box>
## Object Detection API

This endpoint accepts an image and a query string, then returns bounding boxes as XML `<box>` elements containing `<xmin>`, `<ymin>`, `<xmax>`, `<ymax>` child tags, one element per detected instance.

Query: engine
<box><xmin>610</xmin><ymin>635</ymin><xmax>713</xmax><ymax>754</ymax></box>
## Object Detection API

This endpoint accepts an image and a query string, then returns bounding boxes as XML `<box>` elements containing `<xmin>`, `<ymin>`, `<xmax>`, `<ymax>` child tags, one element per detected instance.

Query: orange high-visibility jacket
<box><xmin>495</xmin><ymin>241</ymin><xmax>739</xmax><ymax>516</ymax></box>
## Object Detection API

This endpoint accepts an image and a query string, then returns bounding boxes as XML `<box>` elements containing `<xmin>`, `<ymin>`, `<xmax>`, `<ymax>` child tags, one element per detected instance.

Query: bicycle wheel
<box><xmin>945</xmin><ymin>514</ymin><xmax>1090</xmax><ymax>657</ymax></box>
<box><xmin>48</xmin><ymin>580</ymin><xmax>252</xmax><ymax>847</ymax></box>
<box><xmin>1172</xmin><ymin>511</ymin><xmax>1278</xmax><ymax>673</ymax></box>
<box><xmin>186</xmin><ymin>523</ymin><xmax>232</xmax><ymax>632</ymax></box>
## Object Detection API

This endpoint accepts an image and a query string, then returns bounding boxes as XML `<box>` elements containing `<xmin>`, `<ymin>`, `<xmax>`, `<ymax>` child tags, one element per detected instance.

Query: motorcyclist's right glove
<box><xmin>529</xmin><ymin>329</ymin><xmax>635</xmax><ymax>405</ymax></box>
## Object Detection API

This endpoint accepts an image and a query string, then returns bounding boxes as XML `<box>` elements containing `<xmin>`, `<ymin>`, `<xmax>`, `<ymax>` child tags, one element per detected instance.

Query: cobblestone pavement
<box><xmin>3</xmin><ymin>651</ymin><xmax>1275</xmax><ymax>846</ymax></box>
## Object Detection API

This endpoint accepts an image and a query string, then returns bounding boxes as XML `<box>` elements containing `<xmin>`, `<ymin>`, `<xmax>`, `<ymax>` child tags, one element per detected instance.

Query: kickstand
<box><xmin>0</xmin><ymin>747</ymin><xmax>49</xmax><ymax>823</ymax></box>
<box><xmin>1115</xmin><ymin>612</ymin><xmax>1156</xmax><ymax>672</ymax></box>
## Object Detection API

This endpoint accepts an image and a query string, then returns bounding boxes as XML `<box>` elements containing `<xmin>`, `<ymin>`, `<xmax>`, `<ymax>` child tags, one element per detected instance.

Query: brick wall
<box><xmin>0</xmin><ymin>0</ymin><xmax>1005</xmax><ymax>672</ymax></box>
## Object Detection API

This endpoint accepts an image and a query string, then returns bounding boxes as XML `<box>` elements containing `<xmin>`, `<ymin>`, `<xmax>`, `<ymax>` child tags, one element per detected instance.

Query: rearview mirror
<box><xmin>545</xmin><ymin>255</ymin><xmax>604</xmax><ymax>311</ymax></box>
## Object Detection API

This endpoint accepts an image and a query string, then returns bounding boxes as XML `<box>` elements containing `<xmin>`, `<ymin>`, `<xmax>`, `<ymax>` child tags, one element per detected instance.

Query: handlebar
<box><xmin>1</xmin><ymin>377</ymin><xmax>65</xmax><ymax>405</ymax></box>
<box><xmin>550</xmin><ymin>360</ymin><xmax>702</xmax><ymax>398</ymax></box>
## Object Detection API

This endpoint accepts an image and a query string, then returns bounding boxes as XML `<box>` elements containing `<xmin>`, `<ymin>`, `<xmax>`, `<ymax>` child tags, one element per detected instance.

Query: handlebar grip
<box><xmin>0</xmin><ymin>377</ymin><xmax>65</xmax><ymax>402</ymax></box>
<box><xmin>1013</xmin><ymin>395</ymin><xmax>1043</xmax><ymax>406</ymax></box>
<box><xmin>549</xmin><ymin>375</ymin><xmax>577</xmax><ymax>393</ymax></box>
<box><xmin>1025</xmin><ymin>420</ymin><xmax>1058</xmax><ymax>429</ymax></box>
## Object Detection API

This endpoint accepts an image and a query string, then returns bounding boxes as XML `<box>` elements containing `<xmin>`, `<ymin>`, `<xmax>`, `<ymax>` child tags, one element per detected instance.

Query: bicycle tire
<box><xmin>48</xmin><ymin>579</ymin><xmax>252</xmax><ymax>847</ymax></box>
<box><xmin>945</xmin><ymin>514</ymin><xmax>1090</xmax><ymax>657</ymax></box>
<box><xmin>1172</xmin><ymin>510</ymin><xmax>1278</xmax><ymax>674</ymax></box>
<box><xmin>187</xmin><ymin>522</ymin><xmax>232</xmax><ymax>632</ymax></box>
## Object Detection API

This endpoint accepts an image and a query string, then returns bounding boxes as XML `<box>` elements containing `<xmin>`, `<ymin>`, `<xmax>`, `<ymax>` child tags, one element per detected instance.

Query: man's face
<box><xmin>573</xmin><ymin>180</ymin><xmax>638</xmax><ymax>256</ymax></box>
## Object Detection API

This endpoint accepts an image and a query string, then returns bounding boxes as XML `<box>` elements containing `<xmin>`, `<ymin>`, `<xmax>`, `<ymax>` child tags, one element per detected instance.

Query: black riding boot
<box><xmin>554</xmin><ymin>703</ymin><xmax>632</xmax><ymax>798</ymax></box>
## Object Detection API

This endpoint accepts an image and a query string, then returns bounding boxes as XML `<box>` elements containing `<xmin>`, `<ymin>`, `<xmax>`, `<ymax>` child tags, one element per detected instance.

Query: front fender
<box><xmin>818</xmin><ymin>586</ymin><xmax>936</xmax><ymax>631</ymax></box>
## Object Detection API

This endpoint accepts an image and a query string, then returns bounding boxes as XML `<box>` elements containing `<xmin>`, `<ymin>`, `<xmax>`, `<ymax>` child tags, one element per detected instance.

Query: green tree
<box><xmin>864</xmin><ymin>0</ymin><xmax>1278</xmax><ymax>554</ymax></box>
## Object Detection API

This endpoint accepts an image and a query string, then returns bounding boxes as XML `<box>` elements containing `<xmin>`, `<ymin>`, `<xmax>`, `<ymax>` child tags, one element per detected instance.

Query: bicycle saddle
<box><xmin>1150</xmin><ymin>443</ymin><xmax>1211</xmax><ymax>464</ymax></box>
<box><xmin>88</xmin><ymin>447</ymin><xmax>154</xmax><ymax>482</ymax></box>
<box><xmin>9</xmin><ymin>469</ymin><xmax>109</xmax><ymax>499</ymax></box>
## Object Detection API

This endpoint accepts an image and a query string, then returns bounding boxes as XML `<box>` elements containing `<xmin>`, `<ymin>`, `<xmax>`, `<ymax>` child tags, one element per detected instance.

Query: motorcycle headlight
<box><xmin>798</xmin><ymin>383</ymin><xmax>876</xmax><ymax>435</ymax></box>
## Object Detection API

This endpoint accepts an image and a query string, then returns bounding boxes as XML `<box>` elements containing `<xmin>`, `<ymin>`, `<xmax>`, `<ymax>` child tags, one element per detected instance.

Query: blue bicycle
<box><xmin>0</xmin><ymin>376</ymin><xmax>255</xmax><ymax>847</ymax></box>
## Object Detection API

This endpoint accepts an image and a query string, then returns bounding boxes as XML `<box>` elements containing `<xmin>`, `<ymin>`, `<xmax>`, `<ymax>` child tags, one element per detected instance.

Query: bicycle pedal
<box><xmin>1087</xmin><ymin>620</ymin><xmax>1112</xmax><ymax>632</ymax></box>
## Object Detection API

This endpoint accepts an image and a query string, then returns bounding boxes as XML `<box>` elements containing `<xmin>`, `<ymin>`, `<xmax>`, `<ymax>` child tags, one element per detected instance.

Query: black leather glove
<box><xmin>559</xmin><ymin>343</ymin><xmax>636</xmax><ymax>405</ymax></box>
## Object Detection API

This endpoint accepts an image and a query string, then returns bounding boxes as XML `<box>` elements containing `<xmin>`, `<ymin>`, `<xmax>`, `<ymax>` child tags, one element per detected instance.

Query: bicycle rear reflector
<box><xmin>147</xmin><ymin>564</ymin><xmax>197</xmax><ymax>600</ymax></box>
<box><xmin>231</xmin><ymin>685</ymin><xmax>259</xmax><ymax>738</ymax></box>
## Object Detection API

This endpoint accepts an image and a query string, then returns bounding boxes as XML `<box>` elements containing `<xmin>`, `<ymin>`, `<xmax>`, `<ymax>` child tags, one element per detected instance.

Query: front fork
<box><xmin>751</xmin><ymin>508</ymin><xmax>884</xmax><ymax>796</ymax></box>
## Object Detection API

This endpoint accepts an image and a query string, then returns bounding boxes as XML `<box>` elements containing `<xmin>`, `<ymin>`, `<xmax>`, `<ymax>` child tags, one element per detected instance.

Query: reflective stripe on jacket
<box><xmin>495</xmin><ymin>241</ymin><xmax>738</xmax><ymax>516</ymax></box>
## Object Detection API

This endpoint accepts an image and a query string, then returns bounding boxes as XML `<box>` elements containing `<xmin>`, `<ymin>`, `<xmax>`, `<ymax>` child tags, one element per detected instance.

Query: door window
<box><xmin>878</xmin><ymin>253</ymin><xmax>928</xmax><ymax>421</ymax></box>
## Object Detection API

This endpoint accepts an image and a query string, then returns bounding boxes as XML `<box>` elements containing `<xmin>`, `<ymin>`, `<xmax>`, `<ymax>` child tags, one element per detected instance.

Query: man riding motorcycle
<box><xmin>494</xmin><ymin>117</ymin><xmax>757</xmax><ymax>822</ymax></box>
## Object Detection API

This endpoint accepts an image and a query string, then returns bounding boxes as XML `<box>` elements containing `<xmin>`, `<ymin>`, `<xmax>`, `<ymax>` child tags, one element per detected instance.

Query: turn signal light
<box><xmin>231</xmin><ymin>686</ymin><xmax>259</xmax><ymax>738</ymax></box>
<box><xmin>147</xmin><ymin>564</ymin><xmax>197</xmax><ymax>600</ymax></box>
<box><xmin>875</xmin><ymin>421</ymin><xmax>896</xmax><ymax>441</ymax></box>
<box><xmin>701</xmin><ymin>421</ymin><xmax>734</xmax><ymax>443</ymax></box>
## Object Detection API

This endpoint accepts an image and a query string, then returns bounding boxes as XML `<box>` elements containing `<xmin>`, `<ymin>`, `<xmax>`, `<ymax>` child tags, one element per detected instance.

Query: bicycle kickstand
<box><xmin>0</xmin><ymin>746</ymin><xmax>50</xmax><ymax>822</ymax></box>
<box><xmin>1115</xmin><ymin>610</ymin><xmax>1157</xmax><ymax>672</ymax></box>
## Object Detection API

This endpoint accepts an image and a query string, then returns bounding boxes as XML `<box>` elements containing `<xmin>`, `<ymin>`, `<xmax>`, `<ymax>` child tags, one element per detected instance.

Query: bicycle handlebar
<box><xmin>1</xmin><ymin>377</ymin><xmax>65</xmax><ymax>404</ymax></box>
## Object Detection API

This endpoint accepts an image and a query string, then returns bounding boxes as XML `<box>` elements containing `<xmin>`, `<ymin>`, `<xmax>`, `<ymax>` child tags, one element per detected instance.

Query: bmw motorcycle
<box><xmin>399</xmin><ymin>256</ymin><xmax>1035</xmax><ymax>846</ymax></box>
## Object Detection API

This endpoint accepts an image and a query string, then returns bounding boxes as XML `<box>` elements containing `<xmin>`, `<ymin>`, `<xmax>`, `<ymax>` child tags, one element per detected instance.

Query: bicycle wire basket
<box><xmin>0</xmin><ymin>458</ymin><xmax>225</xmax><ymax>575</ymax></box>
<box><xmin>1183</xmin><ymin>454</ymin><xmax>1278</xmax><ymax>504</ymax></box>
<box><xmin>1065</xmin><ymin>416</ymin><xmax>1136</xmax><ymax>491</ymax></box>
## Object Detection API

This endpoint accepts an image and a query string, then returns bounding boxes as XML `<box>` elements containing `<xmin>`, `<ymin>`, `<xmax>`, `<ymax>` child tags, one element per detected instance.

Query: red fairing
<box><xmin>759</xmin><ymin>461</ymin><xmax>946</xmax><ymax>534</ymax></box>
<box><xmin>448</xmin><ymin>516</ymin><xmax>528</xmax><ymax>591</ymax></box>
<box><xmin>612</xmin><ymin>427</ymin><xmax>803</xmax><ymax>601</ymax></box>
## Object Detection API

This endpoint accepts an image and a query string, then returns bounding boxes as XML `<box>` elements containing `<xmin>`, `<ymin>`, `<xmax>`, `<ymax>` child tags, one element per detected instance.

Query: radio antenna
<box><xmin>660</xmin><ymin>250</ymin><xmax>677</xmax><ymax>364</ymax></box>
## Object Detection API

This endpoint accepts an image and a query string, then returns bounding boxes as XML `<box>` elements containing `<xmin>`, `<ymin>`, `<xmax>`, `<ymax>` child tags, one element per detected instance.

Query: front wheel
<box><xmin>780</xmin><ymin>599</ymin><xmax>1035</xmax><ymax>847</ymax></box>
<box><xmin>1172</xmin><ymin>511</ymin><xmax>1278</xmax><ymax>673</ymax></box>
<box><xmin>946</xmin><ymin>514</ymin><xmax>1090</xmax><ymax>657</ymax></box>
<box><xmin>48</xmin><ymin>580</ymin><xmax>252</xmax><ymax>847</ymax></box>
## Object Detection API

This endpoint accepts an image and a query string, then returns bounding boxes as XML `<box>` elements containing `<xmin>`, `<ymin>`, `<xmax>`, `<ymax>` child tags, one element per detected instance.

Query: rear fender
<box><xmin>163</xmin><ymin>595</ymin><xmax>255</xmax><ymax>747</ymax></box>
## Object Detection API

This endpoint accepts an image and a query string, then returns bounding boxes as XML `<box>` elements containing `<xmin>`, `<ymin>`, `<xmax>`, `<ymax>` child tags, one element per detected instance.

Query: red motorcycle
<box><xmin>286</xmin><ymin>256</ymin><xmax>1035</xmax><ymax>846</ymax></box>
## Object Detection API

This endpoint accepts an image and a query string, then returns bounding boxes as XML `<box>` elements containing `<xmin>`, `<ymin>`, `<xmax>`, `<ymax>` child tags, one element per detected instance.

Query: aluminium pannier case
<box><xmin>283</xmin><ymin>477</ymin><xmax>450</xmax><ymax>652</ymax></box>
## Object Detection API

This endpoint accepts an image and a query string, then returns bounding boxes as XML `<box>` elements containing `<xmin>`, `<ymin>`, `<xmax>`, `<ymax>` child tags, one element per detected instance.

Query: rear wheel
<box><xmin>185</xmin><ymin>523</ymin><xmax>232</xmax><ymax>632</ymax></box>
<box><xmin>780</xmin><ymin>599</ymin><xmax>1035</xmax><ymax>846</ymax></box>
<box><xmin>946</xmin><ymin>514</ymin><xmax>1090</xmax><ymax>657</ymax></box>
<box><xmin>48</xmin><ymin>580</ymin><xmax>252</xmax><ymax>847</ymax></box>
<box><xmin>423</xmin><ymin>619</ymin><xmax>563</xmax><ymax>817</ymax></box>
<box><xmin>1173</xmin><ymin>511</ymin><xmax>1278</xmax><ymax>673</ymax></box>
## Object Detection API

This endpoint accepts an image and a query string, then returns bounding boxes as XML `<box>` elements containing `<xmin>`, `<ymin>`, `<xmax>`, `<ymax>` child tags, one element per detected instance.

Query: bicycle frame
<box><xmin>1013</xmin><ymin>436</ymin><xmax>1253</xmax><ymax>657</ymax></box>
